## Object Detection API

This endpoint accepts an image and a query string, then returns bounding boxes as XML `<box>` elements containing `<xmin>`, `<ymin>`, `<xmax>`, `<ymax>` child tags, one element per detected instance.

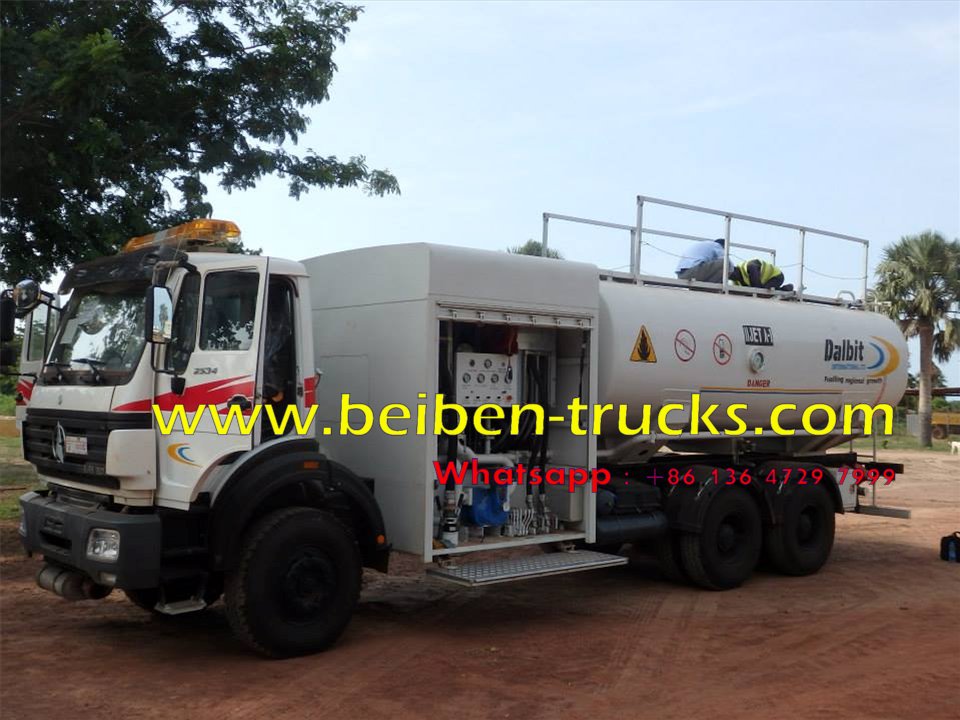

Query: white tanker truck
<box><xmin>3</xmin><ymin>196</ymin><xmax>909</xmax><ymax>657</ymax></box>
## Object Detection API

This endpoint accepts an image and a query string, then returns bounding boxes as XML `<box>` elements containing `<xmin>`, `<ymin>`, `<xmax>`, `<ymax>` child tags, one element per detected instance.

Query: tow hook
<box><xmin>36</xmin><ymin>564</ymin><xmax>112</xmax><ymax>601</ymax></box>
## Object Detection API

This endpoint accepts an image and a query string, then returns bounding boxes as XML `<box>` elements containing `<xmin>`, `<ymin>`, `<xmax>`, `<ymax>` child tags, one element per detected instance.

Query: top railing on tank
<box><xmin>540</xmin><ymin>195</ymin><xmax>870</xmax><ymax>307</ymax></box>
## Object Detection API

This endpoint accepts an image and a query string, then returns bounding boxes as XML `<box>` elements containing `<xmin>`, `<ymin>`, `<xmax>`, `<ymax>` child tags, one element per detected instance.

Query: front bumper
<box><xmin>19</xmin><ymin>490</ymin><xmax>161</xmax><ymax>589</ymax></box>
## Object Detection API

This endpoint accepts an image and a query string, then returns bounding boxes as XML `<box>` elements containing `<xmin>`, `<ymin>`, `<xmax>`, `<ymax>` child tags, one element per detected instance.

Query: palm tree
<box><xmin>874</xmin><ymin>231</ymin><xmax>960</xmax><ymax>446</ymax></box>
<box><xmin>508</xmin><ymin>239</ymin><xmax>563</xmax><ymax>259</ymax></box>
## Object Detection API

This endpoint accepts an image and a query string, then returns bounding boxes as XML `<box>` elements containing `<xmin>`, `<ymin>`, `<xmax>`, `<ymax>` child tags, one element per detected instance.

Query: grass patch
<box><xmin>851</xmin><ymin>434</ymin><xmax>953</xmax><ymax>453</ymax></box>
<box><xmin>0</xmin><ymin>435</ymin><xmax>39</xmax><ymax>520</ymax></box>
<box><xmin>0</xmin><ymin>394</ymin><xmax>15</xmax><ymax>417</ymax></box>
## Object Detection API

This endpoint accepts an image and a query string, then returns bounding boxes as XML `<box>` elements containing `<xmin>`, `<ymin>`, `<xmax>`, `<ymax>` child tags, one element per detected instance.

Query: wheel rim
<box><xmin>796</xmin><ymin>506</ymin><xmax>823</xmax><ymax>548</ymax></box>
<box><xmin>279</xmin><ymin>548</ymin><xmax>337</xmax><ymax>621</ymax></box>
<box><xmin>716</xmin><ymin>513</ymin><xmax>747</xmax><ymax>558</ymax></box>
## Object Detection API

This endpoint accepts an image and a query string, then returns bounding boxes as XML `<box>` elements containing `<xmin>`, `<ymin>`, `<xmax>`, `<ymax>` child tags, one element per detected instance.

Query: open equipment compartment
<box><xmin>306</xmin><ymin>243</ymin><xmax>600</xmax><ymax>563</ymax></box>
<box><xmin>431</xmin><ymin>312</ymin><xmax>597</xmax><ymax>558</ymax></box>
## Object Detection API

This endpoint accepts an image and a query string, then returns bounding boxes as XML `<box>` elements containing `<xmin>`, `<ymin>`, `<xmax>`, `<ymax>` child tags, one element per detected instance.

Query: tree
<box><xmin>0</xmin><ymin>0</ymin><xmax>398</xmax><ymax>282</ymax></box>
<box><xmin>508</xmin><ymin>239</ymin><xmax>563</xmax><ymax>259</ymax></box>
<box><xmin>874</xmin><ymin>232</ymin><xmax>960</xmax><ymax>446</ymax></box>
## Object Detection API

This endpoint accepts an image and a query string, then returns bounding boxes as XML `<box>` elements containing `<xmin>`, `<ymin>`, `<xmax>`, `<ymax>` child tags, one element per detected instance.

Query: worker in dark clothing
<box><xmin>729</xmin><ymin>259</ymin><xmax>794</xmax><ymax>292</ymax></box>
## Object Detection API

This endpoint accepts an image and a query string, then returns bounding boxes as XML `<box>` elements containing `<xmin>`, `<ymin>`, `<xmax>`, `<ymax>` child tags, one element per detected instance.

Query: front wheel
<box><xmin>225</xmin><ymin>507</ymin><xmax>361</xmax><ymax>658</ymax></box>
<box><xmin>680</xmin><ymin>488</ymin><xmax>762</xmax><ymax>590</ymax></box>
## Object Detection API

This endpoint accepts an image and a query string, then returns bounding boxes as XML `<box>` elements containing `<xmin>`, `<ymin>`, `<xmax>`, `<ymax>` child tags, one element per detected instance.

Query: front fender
<box><xmin>209</xmin><ymin>447</ymin><xmax>388</xmax><ymax>573</ymax></box>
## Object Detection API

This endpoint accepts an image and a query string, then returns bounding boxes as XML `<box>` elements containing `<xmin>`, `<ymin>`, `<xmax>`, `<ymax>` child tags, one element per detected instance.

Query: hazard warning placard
<box><xmin>630</xmin><ymin>326</ymin><xmax>657</xmax><ymax>362</ymax></box>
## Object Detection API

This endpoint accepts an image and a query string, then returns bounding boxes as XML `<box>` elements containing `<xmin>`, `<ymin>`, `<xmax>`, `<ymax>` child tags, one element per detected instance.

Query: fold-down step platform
<box><xmin>427</xmin><ymin>550</ymin><xmax>628</xmax><ymax>586</ymax></box>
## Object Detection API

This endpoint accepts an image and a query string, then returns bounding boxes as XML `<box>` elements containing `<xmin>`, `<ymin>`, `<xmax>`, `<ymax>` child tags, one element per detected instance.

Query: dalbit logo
<box><xmin>824</xmin><ymin>338</ymin><xmax>864</xmax><ymax>362</ymax></box>
<box><xmin>824</xmin><ymin>336</ymin><xmax>899</xmax><ymax>378</ymax></box>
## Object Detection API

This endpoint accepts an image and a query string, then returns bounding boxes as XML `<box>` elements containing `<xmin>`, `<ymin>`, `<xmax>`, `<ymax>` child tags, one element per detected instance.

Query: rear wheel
<box><xmin>225</xmin><ymin>507</ymin><xmax>361</xmax><ymax>658</ymax></box>
<box><xmin>680</xmin><ymin>488</ymin><xmax>761</xmax><ymax>590</ymax></box>
<box><xmin>765</xmin><ymin>483</ymin><xmax>835</xmax><ymax>576</ymax></box>
<box><xmin>931</xmin><ymin>425</ymin><xmax>947</xmax><ymax>440</ymax></box>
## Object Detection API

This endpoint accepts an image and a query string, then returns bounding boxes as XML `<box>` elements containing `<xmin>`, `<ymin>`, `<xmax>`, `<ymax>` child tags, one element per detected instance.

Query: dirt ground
<box><xmin>2</xmin><ymin>449</ymin><xmax>958</xmax><ymax>720</ymax></box>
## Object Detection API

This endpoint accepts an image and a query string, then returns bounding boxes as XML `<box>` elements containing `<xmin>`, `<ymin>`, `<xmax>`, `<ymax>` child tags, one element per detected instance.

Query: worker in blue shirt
<box><xmin>675</xmin><ymin>238</ymin><xmax>726</xmax><ymax>282</ymax></box>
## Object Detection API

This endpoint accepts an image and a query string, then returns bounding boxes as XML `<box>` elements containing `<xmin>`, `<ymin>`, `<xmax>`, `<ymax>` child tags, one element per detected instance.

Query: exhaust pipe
<box><xmin>36</xmin><ymin>564</ymin><xmax>112</xmax><ymax>601</ymax></box>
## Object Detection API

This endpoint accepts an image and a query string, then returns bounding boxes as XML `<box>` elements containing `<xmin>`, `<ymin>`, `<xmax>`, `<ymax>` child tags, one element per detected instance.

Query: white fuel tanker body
<box><xmin>596</xmin><ymin>282</ymin><xmax>908</xmax><ymax>456</ymax></box>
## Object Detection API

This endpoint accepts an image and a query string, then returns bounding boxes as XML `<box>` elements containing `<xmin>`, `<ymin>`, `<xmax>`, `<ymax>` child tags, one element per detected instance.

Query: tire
<box><xmin>680</xmin><ymin>488</ymin><xmax>762</xmax><ymax>590</ymax></box>
<box><xmin>225</xmin><ymin>507</ymin><xmax>361</xmax><ymax>658</ymax></box>
<box><xmin>765</xmin><ymin>483</ymin><xmax>835</xmax><ymax>576</ymax></box>
<box><xmin>125</xmin><ymin>575</ymin><xmax>224</xmax><ymax>614</ymax></box>
<box><xmin>931</xmin><ymin>425</ymin><xmax>947</xmax><ymax>440</ymax></box>
<box><xmin>654</xmin><ymin>533</ymin><xmax>686</xmax><ymax>584</ymax></box>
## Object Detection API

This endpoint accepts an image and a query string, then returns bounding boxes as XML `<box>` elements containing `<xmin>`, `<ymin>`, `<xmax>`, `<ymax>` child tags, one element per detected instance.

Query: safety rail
<box><xmin>541</xmin><ymin>195</ymin><xmax>870</xmax><ymax>307</ymax></box>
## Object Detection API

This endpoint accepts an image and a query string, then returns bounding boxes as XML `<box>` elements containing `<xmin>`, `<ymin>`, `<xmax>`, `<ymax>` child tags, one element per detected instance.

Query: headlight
<box><xmin>86</xmin><ymin>528</ymin><xmax>121</xmax><ymax>563</ymax></box>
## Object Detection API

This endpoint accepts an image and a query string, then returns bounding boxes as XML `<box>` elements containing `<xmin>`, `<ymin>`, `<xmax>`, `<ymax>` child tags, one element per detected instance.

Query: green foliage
<box><xmin>875</xmin><ymin>231</ymin><xmax>960</xmax><ymax>446</ymax></box>
<box><xmin>0</xmin><ymin>332</ymin><xmax>22</xmax><ymax>397</ymax></box>
<box><xmin>874</xmin><ymin>232</ymin><xmax>960</xmax><ymax>362</ymax></box>
<box><xmin>508</xmin><ymin>240</ymin><xmax>563</xmax><ymax>259</ymax></box>
<box><xmin>0</xmin><ymin>0</ymin><xmax>399</xmax><ymax>282</ymax></box>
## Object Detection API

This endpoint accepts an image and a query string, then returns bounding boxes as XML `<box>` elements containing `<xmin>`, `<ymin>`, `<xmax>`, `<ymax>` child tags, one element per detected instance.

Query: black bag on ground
<box><xmin>940</xmin><ymin>532</ymin><xmax>960</xmax><ymax>562</ymax></box>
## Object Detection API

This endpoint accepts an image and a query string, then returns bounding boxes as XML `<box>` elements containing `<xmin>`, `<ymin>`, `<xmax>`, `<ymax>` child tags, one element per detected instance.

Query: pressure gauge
<box><xmin>476</xmin><ymin>373</ymin><xmax>486</xmax><ymax>383</ymax></box>
<box><xmin>462</xmin><ymin>373</ymin><xmax>470</xmax><ymax>383</ymax></box>
<box><xmin>749</xmin><ymin>349</ymin><xmax>766</xmax><ymax>373</ymax></box>
<box><xmin>491</xmin><ymin>373</ymin><xmax>499</xmax><ymax>384</ymax></box>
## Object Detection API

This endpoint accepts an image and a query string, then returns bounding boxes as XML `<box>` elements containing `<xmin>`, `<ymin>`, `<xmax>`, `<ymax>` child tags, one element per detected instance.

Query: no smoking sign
<box><xmin>713</xmin><ymin>333</ymin><xmax>732</xmax><ymax>365</ymax></box>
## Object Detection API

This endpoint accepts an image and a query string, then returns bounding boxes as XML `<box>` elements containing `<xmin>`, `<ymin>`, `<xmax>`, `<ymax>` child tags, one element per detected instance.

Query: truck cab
<box><xmin>5</xmin><ymin>220</ymin><xmax>387</xmax><ymax>657</ymax></box>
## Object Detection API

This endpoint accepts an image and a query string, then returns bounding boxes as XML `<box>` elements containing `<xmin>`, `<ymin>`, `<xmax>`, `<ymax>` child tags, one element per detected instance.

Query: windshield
<box><xmin>43</xmin><ymin>282</ymin><xmax>147</xmax><ymax>385</ymax></box>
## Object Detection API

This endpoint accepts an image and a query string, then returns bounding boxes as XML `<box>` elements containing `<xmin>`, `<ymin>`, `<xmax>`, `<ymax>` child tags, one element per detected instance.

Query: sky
<box><xmin>200</xmin><ymin>1</ymin><xmax>958</xmax><ymax>384</ymax></box>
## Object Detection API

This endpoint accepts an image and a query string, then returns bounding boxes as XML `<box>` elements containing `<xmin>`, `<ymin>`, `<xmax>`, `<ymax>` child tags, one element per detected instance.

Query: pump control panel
<box><xmin>455</xmin><ymin>352</ymin><xmax>519</xmax><ymax>407</ymax></box>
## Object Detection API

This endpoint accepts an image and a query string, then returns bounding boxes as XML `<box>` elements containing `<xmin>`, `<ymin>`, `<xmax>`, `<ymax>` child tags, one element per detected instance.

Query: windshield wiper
<box><xmin>42</xmin><ymin>361</ymin><xmax>66</xmax><ymax>384</ymax></box>
<box><xmin>45</xmin><ymin>358</ymin><xmax>106</xmax><ymax>385</ymax></box>
<box><xmin>70</xmin><ymin>358</ymin><xmax>106</xmax><ymax>384</ymax></box>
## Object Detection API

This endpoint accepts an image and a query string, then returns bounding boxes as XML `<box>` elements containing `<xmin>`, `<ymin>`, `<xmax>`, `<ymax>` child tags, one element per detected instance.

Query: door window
<box><xmin>199</xmin><ymin>271</ymin><xmax>259</xmax><ymax>351</ymax></box>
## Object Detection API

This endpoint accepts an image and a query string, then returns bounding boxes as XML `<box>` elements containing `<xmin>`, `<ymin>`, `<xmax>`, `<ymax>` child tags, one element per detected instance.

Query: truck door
<box><xmin>15</xmin><ymin>298</ymin><xmax>58</xmax><ymax>428</ymax></box>
<box><xmin>260</xmin><ymin>275</ymin><xmax>304</xmax><ymax>440</ymax></box>
<box><xmin>154</xmin><ymin>259</ymin><xmax>269</xmax><ymax>503</ymax></box>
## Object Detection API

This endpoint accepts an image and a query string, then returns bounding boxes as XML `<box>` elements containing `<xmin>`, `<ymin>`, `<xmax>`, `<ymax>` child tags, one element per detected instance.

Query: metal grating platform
<box><xmin>427</xmin><ymin>550</ymin><xmax>628</xmax><ymax>586</ymax></box>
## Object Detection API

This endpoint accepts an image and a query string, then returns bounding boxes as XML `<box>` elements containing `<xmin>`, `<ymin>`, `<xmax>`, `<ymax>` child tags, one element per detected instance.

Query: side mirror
<box><xmin>145</xmin><ymin>286</ymin><xmax>173</xmax><ymax>344</ymax></box>
<box><xmin>0</xmin><ymin>293</ymin><xmax>14</xmax><ymax>343</ymax></box>
<box><xmin>12</xmin><ymin>279</ymin><xmax>41</xmax><ymax>318</ymax></box>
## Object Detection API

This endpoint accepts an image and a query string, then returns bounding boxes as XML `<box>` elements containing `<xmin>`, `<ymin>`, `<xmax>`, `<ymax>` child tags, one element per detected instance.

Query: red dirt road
<box><xmin>2</xmin><ymin>450</ymin><xmax>958</xmax><ymax>719</ymax></box>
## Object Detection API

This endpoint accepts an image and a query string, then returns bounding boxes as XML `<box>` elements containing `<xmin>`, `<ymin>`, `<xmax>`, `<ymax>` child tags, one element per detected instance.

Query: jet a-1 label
<box><xmin>743</xmin><ymin>325</ymin><xmax>773</xmax><ymax>346</ymax></box>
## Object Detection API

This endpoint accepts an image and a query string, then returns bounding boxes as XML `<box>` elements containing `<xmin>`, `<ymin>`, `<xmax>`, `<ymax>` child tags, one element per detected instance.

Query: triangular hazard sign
<box><xmin>630</xmin><ymin>326</ymin><xmax>657</xmax><ymax>362</ymax></box>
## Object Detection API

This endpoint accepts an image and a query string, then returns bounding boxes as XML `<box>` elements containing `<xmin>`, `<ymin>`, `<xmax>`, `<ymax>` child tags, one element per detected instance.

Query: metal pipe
<box><xmin>634</xmin><ymin>197</ymin><xmax>644</xmax><ymax>278</ymax></box>
<box><xmin>636</xmin><ymin>194</ymin><xmax>870</xmax><ymax>245</ymax></box>
<box><xmin>543</xmin><ymin>212</ymin><xmax>634</xmax><ymax>232</ymax></box>
<box><xmin>798</xmin><ymin>229</ymin><xmax>806</xmax><ymax>300</ymax></box>
<box><xmin>862</xmin><ymin>244</ymin><xmax>870</xmax><ymax>302</ymax></box>
<box><xmin>541</xmin><ymin>213</ymin><xmax>550</xmax><ymax>258</ymax></box>
<box><xmin>595</xmin><ymin>511</ymin><xmax>667</xmax><ymax>545</ymax></box>
<box><xmin>730</xmin><ymin>241</ymin><xmax>777</xmax><ymax>258</ymax></box>
<box><xmin>722</xmin><ymin>216</ymin><xmax>732</xmax><ymax>293</ymax></box>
